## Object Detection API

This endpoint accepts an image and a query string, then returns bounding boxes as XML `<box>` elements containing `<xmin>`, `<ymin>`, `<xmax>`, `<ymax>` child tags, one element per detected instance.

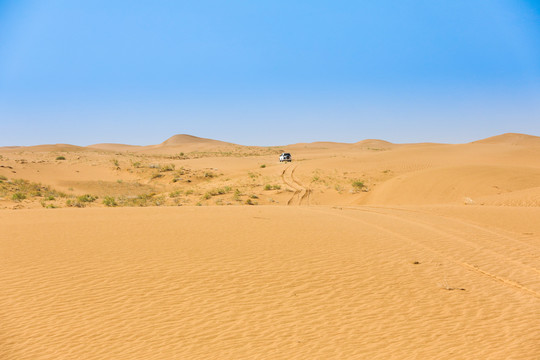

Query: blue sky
<box><xmin>1</xmin><ymin>0</ymin><xmax>539</xmax><ymax>146</ymax></box>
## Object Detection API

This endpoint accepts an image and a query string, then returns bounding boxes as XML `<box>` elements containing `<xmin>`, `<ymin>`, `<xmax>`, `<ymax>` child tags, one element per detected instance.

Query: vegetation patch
<box><xmin>103</xmin><ymin>196</ymin><xmax>118</xmax><ymax>207</ymax></box>
<box><xmin>0</xmin><ymin>178</ymin><xmax>67</xmax><ymax>202</ymax></box>
<box><xmin>160</xmin><ymin>164</ymin><xmax>175</xmax><ymax>172</ymax></box>
<box><xmin>352</xmin><ymin>180</ymin><xmax>366</xmax><ymax>192</ymax></box>
<box><xmin>12</xmin><ymin>192</ymin><xmax>26</xmax><ymax>201</ymax></box>
<box><xmin>77</xmin><ymin>194</ymin><xmax>97</xmax><ymax>203</ymax></box>
<box><xmin>245</xmin><ymin>198</ymin><xmax>257</xmax><ymax>205</ymax></box>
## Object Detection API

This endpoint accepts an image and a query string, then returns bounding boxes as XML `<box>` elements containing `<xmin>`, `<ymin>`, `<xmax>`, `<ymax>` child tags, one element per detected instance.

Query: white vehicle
<box><xmin>279</xmin><ymin>152</ymin><xmax>292</xmax><ymax>162</ymax></box>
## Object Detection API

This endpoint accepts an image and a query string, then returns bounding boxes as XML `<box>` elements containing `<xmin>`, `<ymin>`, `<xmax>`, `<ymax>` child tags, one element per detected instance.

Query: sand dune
<box><xmin>363</xmin><ymin>164</ymin><xmax>540</xmax><ymax>205</ymax></box>
<box><xmin>2</xmin><ymin>143</ymin><xmax>89</xmax><ymax>152</ymax></box>
<box><xmin>159</xmin><ymin>134</ymin><xmax>234</xmax><ymax>147</ymax></box>
<box><xmin>351</xmin><ymin>138</ymin><xmax>396</xmax><ymax>149</ymax></box>
<box><xmin>1</xmin><ymin>133</ymin><xmax>539</xmax><ymax>358</ymax></box>
<box><xmin>473</xmin><ymin>132</ymin><xmax>540</xmax><ymax>146</ymax></box>
<box><xmin>88</xmin><ymin>143</ymin><xmax>143</xmax><ymax>152</ymax></box>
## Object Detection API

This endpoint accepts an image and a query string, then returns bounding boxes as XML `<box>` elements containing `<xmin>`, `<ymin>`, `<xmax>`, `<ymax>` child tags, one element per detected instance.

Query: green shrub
<box><xmin>202</xmin><ymin>192</ymin><xmax>212</xmax><ymax>200</ymax></box>
<box><xmin>0</xmin><ymin>175</ymin><xmax>7</xmax><ymax>181</ymax></box>
<box><xmin>40</xmin><ymin>200</ymin><xmax>57</xmax><ymax>208</ymax></box>
<box><xmin>78</xmin><ymin>194</ymin><xmax>97</xmax><ymax>203</ymax></box>
<box><xmin>264</xmin><ymin>184</ymin><xmax>281</xmax><ymax>190</ymax></box>
<box><xmin>103</xmin><ymin>196</ymin><xmax>117</xmax><ymax>207</ymax></box>
<box><xmin>260</xmin><ymin>164</ymin><xmax>266</xmax><ymax>168</ymax></box>
<box><xmin>12</xmin><ymin>192</ymin><xmax>26</xmax><ymax>201</ymax></box>
<box><xmin>352</xmin><ymin>180</ymin><xmax>365</xmax><ymax>191</ymax></box>
<box><xmin>56</xmin><ymin>156</ymin><xmax>66</xmax><ymax>160</ymax></box>
<box><xmin>233</xmin><ymin>189</ymin><xmax>242</xmax><ymax>201</ymax></box>
<box><xmin>66</xmin><ymin>199</ymin><xmax>86</xmax><ymax>208</ymax></box>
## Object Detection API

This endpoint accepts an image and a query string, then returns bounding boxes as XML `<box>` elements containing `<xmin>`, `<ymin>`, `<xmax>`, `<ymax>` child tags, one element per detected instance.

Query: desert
<box><xmin>1</xmin><ymin>133</ymin><xmax>539</xmax><ymax>359</ymax></box>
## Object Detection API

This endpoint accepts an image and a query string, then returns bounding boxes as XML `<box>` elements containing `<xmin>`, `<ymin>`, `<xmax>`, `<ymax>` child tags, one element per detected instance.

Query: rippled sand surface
<box><xmin>1</xmin><ymin>206</ymin><xmax>538</xmax><ymax>359</ymax></box>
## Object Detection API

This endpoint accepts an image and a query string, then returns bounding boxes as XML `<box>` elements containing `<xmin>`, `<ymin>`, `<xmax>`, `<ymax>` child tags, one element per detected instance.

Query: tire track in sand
<box><xmin>309</xmin><ymin>206</ymin><xmax>540</xmax><ymax>299</ymax></box>
<box><xmin>281</xmin><ymin>165</ymin><xmax>310</xmax><ymax>205</ymax></box>
<box><xmin>291</xmin><ymin>166</ymin><xmax>311</xmax><ymax>206</ymax></box>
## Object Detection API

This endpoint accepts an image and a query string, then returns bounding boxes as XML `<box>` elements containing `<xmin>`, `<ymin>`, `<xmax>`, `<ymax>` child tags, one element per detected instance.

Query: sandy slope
<box><xmin>1</xmin><ymin>133</ymin><xmax>539</xmax><ymax>358</ymax></box>
<box><xmin>1</xmin><ymin>206</ymin><xmax>538</xmax><ymax>360</ymax></box>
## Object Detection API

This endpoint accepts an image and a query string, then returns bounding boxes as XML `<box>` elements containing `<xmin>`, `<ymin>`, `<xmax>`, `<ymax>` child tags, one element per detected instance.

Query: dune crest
<box><xmin>473</xmin><ymin>133</ymin><xmax>540</xmax><ymax>146</ymax></box>
<box><xmin>352</xmin><ymin>139</ymin><xmax>395</xmax><ymax>148</ymax></box>
<box><xmin>159</xmin><ymin>134</ymin><xmax>234</xmax><ymax>147</ymax></box>
<box><xmin>88</xmin><ymin>143</ymin><xmax>143</xmax><ymax>151</ymax></box>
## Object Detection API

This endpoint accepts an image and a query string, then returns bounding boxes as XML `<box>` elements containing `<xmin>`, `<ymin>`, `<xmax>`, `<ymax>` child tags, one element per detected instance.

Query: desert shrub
<box><xmin>56</xmin><ymin>156</ymin><xmax>66</xmax><ymax>160</ymax></box>
<box><xmin>12</xmin><ymin>192</ymin><xmax>26</xmax><ymax>201</ymax></box>
<box><xmin>250</xmin><ymin>194</ymin><xmax>258</xmax><ymax>199</ymax></box>
<box><xmin>66</xmin><ymin>199</ymin><xmax>86</xmax><ymax>208</ymax></box>
<box><xmin>169</xmin><ymin>190</ymin><xmax>182</xmax><ymax>198</ymax></box>
<box><xmin>151</xmin><ymin>173</ymin><xmax>163</xmax><ymax>179</ymax></box>
<box><xmin>77</xmin><ymin>194</ymin><xmax>97</xmax><ymax>203</ymax></box>
<box><xmin>246</xmin><ymin>198</ymin><xmax>257</xmax><ymax>205</ymax></box>
<box><xmin>0</xmin><ymin>175</ymin><xmax>7</xmax><ymax>181</ymax></box>
<box><xmin>40</xmin><ymin>200</ymin><xmax>57</xmax><ymax>208</ymax></box>
<box><xmin>264</xmin><ymin>184</ymin><xmax>281</xmax><ymax>190</ymax></box>
<box><xmin>216</xmin><ymin>186</ymin><xmax>231</xmax><ymax>195</ymax></box>
<box><xmin>260</xmin><ymin>164</ymin><xmax>266</xmax><ymax>168</ymax></box>
<box><xmin>160</xmin><ymin>164</ymin><xmax>175</xmax><ymax>172</ymax></box>
<box><xmin>352</xmin><ymin>180</ymin><xmax>365</xmax><ymax>191</ymax></box>
<box><xmin>233</xmin><ymin>189</ymin><xmax>242</xmax><ymax>201</ymax></box>
<box><xmin>112</xmin><ymin>159</ymin><xmax>120</xmax><ymax>167</ymax></box>
<box><xmin>103</xmin><ymin>196</ymin><xmax>117</xmax><ymax>207</ymax></box>
<box><xmin>185</xmin><ymin>189</ymin><xmax>194</xmax><ymax>195</ymax></box>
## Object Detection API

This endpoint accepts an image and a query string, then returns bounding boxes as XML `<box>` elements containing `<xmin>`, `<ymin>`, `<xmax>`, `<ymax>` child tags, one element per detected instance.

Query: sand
<box><xmin>0</xmin><ymin>133</ymin><xmax>539</xmax><ymax>359</ymax></box>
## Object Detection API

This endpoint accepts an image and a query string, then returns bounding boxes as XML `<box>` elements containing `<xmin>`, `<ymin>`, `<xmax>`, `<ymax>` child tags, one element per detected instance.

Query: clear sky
<box><xmin>1</xmin><ymin>0</ymin><xmax>539</xmax><ymax>146</ymax></box>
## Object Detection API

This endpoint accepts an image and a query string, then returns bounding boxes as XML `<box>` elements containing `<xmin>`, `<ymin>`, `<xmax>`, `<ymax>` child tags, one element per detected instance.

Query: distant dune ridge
<box><xmin>472</xmin><ymin>132</ymin><xmax>540</xmax><ymax>146</ymax></box>
<box><xmin>3</xmin><ymin>132</ymin><xmax>538</xmax><ymax>152</ymax></box>
<box><xmin>0</xmin><ymin>132</ymin><xmax>539</xmax><ymax>359</ymax></box>
<box><xmin>159</xmin><ymin>134</ymin><xmax>234</xmax><ymax>147</ymax></box>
